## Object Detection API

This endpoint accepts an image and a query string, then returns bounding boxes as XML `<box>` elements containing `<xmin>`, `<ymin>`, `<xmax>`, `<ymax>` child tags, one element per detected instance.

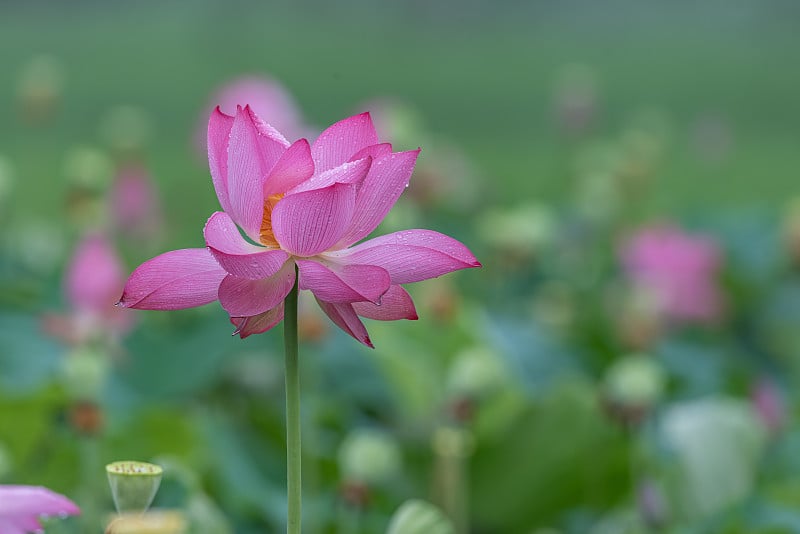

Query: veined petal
<box><xmin>352</xmin><ymin>285</ymin><xmax>418</xmax><ymax>321</ymax></box>
<box><xmin>297</xmin><ymin>259</ymin><xmax>389</xmax><ymax>304</ymax></box>
<box><xmin>272</xmin><ymin>182</ymin><xmax>356</xmax><ymax>257</ymax></box>
<box><xmin>349</xmin><ymin>143</ymin><xmax>393</xmax><ymax>162</ymax></box>
<box><xmin>207</xmin><ymin>107</ymin><xmax>235</xmax><ymax>215</ymax></box>
<box><xmin>227</xmin><ymin>106</ymin><xmax>289</xmax><ymax>240</ymax></box>
<box><xmin>0</xmin><ymin>485</ymin><xmax>81</xmax><ymax>517</ymax></box>
<box><xmin>230</xmin><ymin>304</ymin><xmax>284</xmax><ymax>339</ymax></box>
<box><xmin>328</xmin><ymin>229</ymin><xmax>481</xmax><ymax>284</ymax></box>
<box><xmin>118</xmin><ymin>248</ymin><xmax>226</xmax><ymax>310</ymax></box>
<box><xmin>204</xmin><ymin>211</ymin><xmax>289</xmax><ymax>279</ymax></box>
<box><xmin>288</xmin><ymin>156</ymin><xmax>371</xmax><ymax>194</ymax></box>
<box><xmin>264</xmin><ymin>138</ymin><xmax>314</xmax><ymax>196</ymax></box>
<box><xmin>335</xmin><ymin>149</ymin><xmax>420</xmax><ymax>248</ymax></box>
<box><xmin>311</xmin><ymin>112</ymin><xmax>378</xmax><ymax>173</ymax></box>
<box><xmin>315</xmin><ymin>299</ymin><xmax>373</xmax><ymax>348</ymax></box>
<box><xmin>218</xmin><ymin>261</ymin><xmax>295</xmax><ymax>317</ymax></box>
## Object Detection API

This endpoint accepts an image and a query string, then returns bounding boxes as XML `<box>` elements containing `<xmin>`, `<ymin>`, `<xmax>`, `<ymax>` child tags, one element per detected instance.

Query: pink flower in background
<box><xmin>44</xmin><ymin>233</ymin><xmax>132</xmax><ymax>343</ymax></box>
<box><xmin>751</xmin><ymin>378</ymin><xmax>786</xmax><ymax>434</ymax></box>
<box><xmin>120</xmin><ymin>107</ymin><xmax>480</xmax><ymax>346</ymax></box>
<box><xmin>620</xmin><ymin>225</ymin><xmax>722</xmax><ymax>324</ymax></box>
<box><xmin>109</xmin><ymin>164</ymin><xmax>163</xmax><ymax>241</ymax></box>
<box><xmin>196</xmin><ymin>76</ymin><xmax>313</xmax><ymax>155</ymax></box>
<box><xmin>0</xmin><ymin>485</ymin><xmax>80</xmax><ymax>533</ymax></box>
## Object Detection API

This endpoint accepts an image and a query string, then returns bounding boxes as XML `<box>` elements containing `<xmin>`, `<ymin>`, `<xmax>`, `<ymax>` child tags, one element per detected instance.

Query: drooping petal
<box><xmin>311</xmin><ymin>112</ymin><xmax>378</xmax><ymax>173</ymax></box>
<box><xmin>204</xmin><ymin>211</ymin><xmax>289</xmax><ymax>279</ymax></box>
<box><xmin>327</xmin><ymin>229</ymin><xmax>481</xmax><ymax>284</ymax></box>
<box><xmin>118</xmin><ymin>249</ymin><xmax>227</xmax><ymax>310</ymax></box>
<box><xmin>335</xmin><ymin>149</ymin><xmax>420</xmax><ymax>248</ymax></box>
<box><xmin>226</xmin><ymin>106</ymin><xmax>289</xmax><ymax>240</ymax></box>
<box><xmin>207</xmin><ymin>107</ymin><xmax>235</xmax><ymax>214</ymax></box>
<box><xmin>263</xmin><ymin>138</ymin><xmax>315</xmax><ymax>196</ymax></box>
<box><xmin>349</xmin><ymin>143</ymin><xmax>393</xmax><ymax>162</ymax></box>
<box><xmin>0</xmin><ymin>516</ymin><xmax>40</xmax><ymax>534</ymax></box>
<box><xmin>352</xmin><ymin>285</ymin><xmax>418</xmax><ymax>321</ymax></box>
<box><xmin>288</xmin><ymin>156</ymin><xmax>371</xmax><ymax>195</ymax></box>
<box><xmin>0</xmin><ymin>485</ymin><xmax>81</xmax><ymax>517</ymax></box>
<box><xmin>272</xmin><ymin>182</ymin><xmax>356</xmax><ymax>257</ymax></box>
<box><xmin>315</xmin><ymin>299</ymin><xmax>373</xmax><ymax>348</ymax></box>
<box><xmin>230</xmin><ymin>304</ymin><xmax>284</xmax><ymax>339</ymax></box>
<box><xmin>218</xmin><ymin>261</ymin><xmax>295</xmax><ymax>317</ymax></box>
<box><xmin>296</xmin><ymin>259</ymin><xmax>389</xmax><ymax>304</ymax></box>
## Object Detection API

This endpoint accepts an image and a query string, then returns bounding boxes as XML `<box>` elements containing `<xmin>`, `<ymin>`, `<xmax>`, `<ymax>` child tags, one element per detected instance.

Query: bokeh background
<box><xmin>2</xmin><ymin>1</ymin><xmax>800</xmax><ymax>532</ymax></box>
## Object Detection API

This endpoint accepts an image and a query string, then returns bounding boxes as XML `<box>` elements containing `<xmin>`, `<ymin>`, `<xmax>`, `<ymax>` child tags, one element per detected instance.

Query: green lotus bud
<box><xmin>386</xmin><ymin>499</ymin><xmax>454</xmax><ymax>534</ymax></box>
<box><xmin>64</xmin><ymin>146</ymin><xmax>113</xmax><ymax>192</ymax></box>
<box><xmin>106</xmin><ymin>461</ymin><xmax>163</xmax><ymax>514</ymax></box>
<box><xmin>603</xmin><ymin>354</ymin><xmax>665</xmax><ymax>409</ymax></box>
<box><xmin>338</xmin><ymin>429</ymin><xmax>401</xmax><ymax>486</ymax></box>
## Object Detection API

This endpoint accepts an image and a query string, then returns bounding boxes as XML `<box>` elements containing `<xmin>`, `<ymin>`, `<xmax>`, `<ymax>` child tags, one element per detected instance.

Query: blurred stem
<box><xmin>284</xmin><ymin>268</ymin><xmax>301</xmax><ymax>534</ymax></box>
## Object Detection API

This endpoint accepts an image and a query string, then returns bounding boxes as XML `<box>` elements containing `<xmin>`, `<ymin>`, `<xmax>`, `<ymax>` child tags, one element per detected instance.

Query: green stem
<box><xmin>284</xmin><ymin>269</ymin><xmax>301</xmax><ymax>534</ymax></box>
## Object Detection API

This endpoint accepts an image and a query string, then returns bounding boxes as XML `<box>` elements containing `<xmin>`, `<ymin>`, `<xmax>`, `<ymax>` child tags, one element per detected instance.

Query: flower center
<box><xmin>260</xmin><ymin>194</ymin><xmax>284</xmax><ymax>247</ymax></box>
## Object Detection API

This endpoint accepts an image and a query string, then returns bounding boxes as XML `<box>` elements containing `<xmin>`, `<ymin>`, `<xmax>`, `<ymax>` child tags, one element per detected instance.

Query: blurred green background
<box><xmin>1</xmin><ymin>1</ymin><xmax>800</xmax><ymax>533</ymax></box>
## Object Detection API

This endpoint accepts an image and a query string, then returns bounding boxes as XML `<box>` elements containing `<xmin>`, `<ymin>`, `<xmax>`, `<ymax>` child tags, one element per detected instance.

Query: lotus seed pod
<box><xmin>386</xmin><ymin>499</ymin><xmax>454</xmax><ymax>534</ymax></box>
<box><xmin>604</xmin><ymin>354</ymin><xmax>666</xmax><ymax>409</ymax></box>
<box><xmin>446</xmin><ymin>346</ymin><xmax>507</xmax><ymax>400</ymax></box>
<box><xmin>106</xmin><ymin>461</ymin><xmax>163</xmax><ymax>514</ymax></box>
<box><xmin>338</xmin><ymin>429</ymin><xmax>401</xmax><ymax>486</ymax></box>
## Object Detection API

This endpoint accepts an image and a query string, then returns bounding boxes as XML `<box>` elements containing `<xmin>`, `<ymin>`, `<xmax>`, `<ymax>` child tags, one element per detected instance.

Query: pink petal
<box><xmin>226</xmin><ymin>106</ymin><xmax>289</xmax><ymax>240</ymax></box>
<box><xmin>335</xmin><ymin>150</ymin><xmax>420</xmax><ymax>248</ymax></box>
<box><xmin>207</xmin><ymin>107</ymin><xmax>235</xmax><ymax>215</ymax></box>
<box><xmin>230</xmin><ymin>304</ymin><xmax>284</xmax><ymax>339</ymax></box>
<box><xmin>315</xmin><ymin>299</ymin><xmax>373</xmax><ymax>348</ymax></box>
<box><xmin>311</xmin><ymin>112</ymin><xmax>379</xmax><ymax>173</ymax></box>
<box><xmin>349</xmin><ymin>143</ymin><xmax>393</xmax><ymax>162</ymax></box>
<box><xmin>218</xmin><ymin>261</ymin><xmax>296</xmax><ymax>317</ymax></box>
<box><xmin>118</xmin><ymin>248</ymin><xmax>227</xmax><ymax>310</ymax></box>
<box><xmin>264</xmin><ymin>138</ymin><xmax>315</xmax><ymax>196</ymax></box>
<box><xmin>0</xmin><ymin>517</ymin><xmax>40</xmax><ymax>534</ymax></box>
<box><xmin>66</xmin><ymin>233</ymin><xmax>124</xmax><ymax>313</ymax></box>
<box><xmin>288</xmin><ymin>156</ymin><xmax>371</xmax><ymax>195</ymax></box>
<box><xmin>352</xmin><ymin>285</ymin><xmax>418</xmax><ymax>321</ymax></box>
<box><xmin>0</xmin><ymin>485</ymin><xmax>81</xmax><ymax>518</ymax></box>
<box><xmin>204</xmin><ymin>211</ymin><xmax>289</xmax><ymax>279</ymax></box>
<box><xmin>328</xmin><ymin>229</ymin><xmax>481</xmax><ymax>284</ymax></box>
<box><xmin>272</xmin><ymin>182</ymin><xmax>357</xmax><ymax>257</ymax></box>
<box><xmin>296</xmin><ymin>259</ymin><xmax>389</xmax><ymax>304</ymax></box>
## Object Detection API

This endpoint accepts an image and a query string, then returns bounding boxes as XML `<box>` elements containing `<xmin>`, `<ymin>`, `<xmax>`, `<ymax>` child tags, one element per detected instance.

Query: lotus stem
<box><xmin>284</xmin><ymin>267</ymin><xmax>301</xmax><ymax>534</ymax></box>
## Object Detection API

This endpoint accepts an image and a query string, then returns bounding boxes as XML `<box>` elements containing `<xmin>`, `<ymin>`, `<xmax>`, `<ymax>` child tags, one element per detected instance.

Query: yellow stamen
<box><xmin>260</xmin><ymin>194</ymin><xmax>284</xmax><ymax>247</ymax></box>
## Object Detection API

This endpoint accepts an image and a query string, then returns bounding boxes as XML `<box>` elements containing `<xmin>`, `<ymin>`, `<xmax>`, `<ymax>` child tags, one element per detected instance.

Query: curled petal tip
<box><xmin>409</xmin><ymin>313</ymin><xmax>419</xmax><ymax>320</ymax></box>
<box><xmin>365</xmin><ymin>336</ymin><xmax>374</xmax><ymax>349</ymax></box>
<box><xmin>472</xmin><ymin>260</ymin><xmax>482</xmax><ymax>268</ymax></box>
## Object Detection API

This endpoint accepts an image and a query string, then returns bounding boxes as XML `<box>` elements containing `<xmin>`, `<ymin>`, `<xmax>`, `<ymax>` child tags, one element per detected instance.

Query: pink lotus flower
<box><xmin>196</xmin><ymin>76</ymin><xmax>313</xmax><ymax>156</ymax></box>
<box><xmin>119</xmin><ymin>107</ymin><xmax>480</xmax><ymax>346</ymax></box>
<box><xmin>44</xmin><ymin>233</ymin><xmax>132</xmax><ymax>343</ymax></box>
<box><xmin>620</xmin><ymin>225</ymin><xmax>722</xmax><ymax>324</ymax></box>
<box><xmin>0</xmin><ymin>485</ymin><xmax>80</xmax><ymax>533</ymax></box>
<box><xmin>109</xmin><ymin>164</ymin><xmax>164</xmax><ymax>242</ymax></box>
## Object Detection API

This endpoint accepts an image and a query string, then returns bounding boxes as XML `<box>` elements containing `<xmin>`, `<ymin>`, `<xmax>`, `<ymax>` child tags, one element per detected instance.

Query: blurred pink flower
<box><xmin>0</xmin><ymin>485</ymin><xmax>79</xmax><ymax>532</ymax></box>
<box><xmin>196</xmin><ymin>76</ymin><xmax>313</xmax><ymax>156</ymax></box>
<box><xmin>751</xmin><ymin>378</ymin><xmax>786</xmax><ymax>434</ymax></box>
<box><xmin>620</xmin><ymin>225</ymin><xmax>722</xmax><ymax>324</ymax></box>
<box><xmin>109</xmin><ymin>164</ymin><xmax>163</xmax><ymax>241</ymax></box>
<box><xmin>120</xmin><ymin>107</ymin><xmax>480</xmax><ymax>346</ymax></box>
<box><xmin>44</xmin><ymin>233</ymin><xmax>132</xmax><ymax>343</ymax></box>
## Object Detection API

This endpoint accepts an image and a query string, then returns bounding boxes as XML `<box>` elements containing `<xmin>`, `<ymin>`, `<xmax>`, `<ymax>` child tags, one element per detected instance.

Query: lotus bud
<box><xmin>106</xmin><ymin>461</ymin><xmax>163</xmax><ymax>515</ymax></box>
